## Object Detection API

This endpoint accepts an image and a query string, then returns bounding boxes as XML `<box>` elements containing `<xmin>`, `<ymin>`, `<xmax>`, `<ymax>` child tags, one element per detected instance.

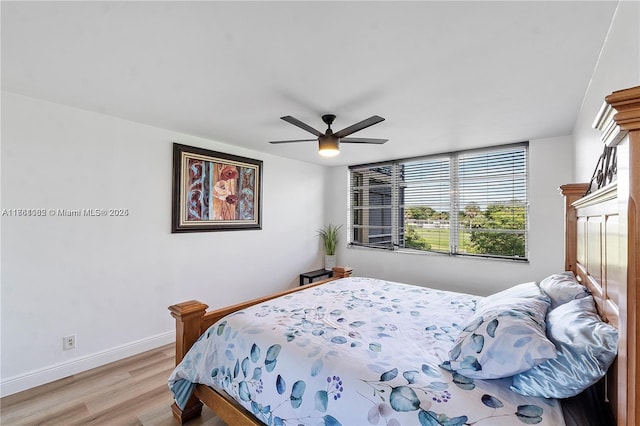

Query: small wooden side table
<box><xmin>299</xmin><ymin>268</ymin><xmax>333</xmax><ymax>286</ymax></box>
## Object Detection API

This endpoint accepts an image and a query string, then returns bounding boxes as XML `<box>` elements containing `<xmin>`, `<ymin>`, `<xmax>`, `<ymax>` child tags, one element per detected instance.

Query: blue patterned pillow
<box><xmin>445</xmin><ymin>286</ymin><xmax>556</xmax><ymax>379</ymax></box>
<box><xmin>539</xmin><ymin>272</ymin><xmax>589</xmax><ymax>309</ymax></box>
<box><xmin>510</xmin><ymin>296</ymin><xmax>618</xmax><ymax>398</ymax></box>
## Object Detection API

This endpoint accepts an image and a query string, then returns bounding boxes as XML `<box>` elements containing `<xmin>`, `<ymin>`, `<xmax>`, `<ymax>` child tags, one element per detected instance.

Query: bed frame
<box><xmin>169</xmin><ymin>85</ymin><xmax>640</xmax><ymax>426</ymax></box>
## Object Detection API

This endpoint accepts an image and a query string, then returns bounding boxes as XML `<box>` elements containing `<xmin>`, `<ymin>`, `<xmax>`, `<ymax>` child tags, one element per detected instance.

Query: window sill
<box><xmin>347</xmin><ymin>244</ymin><xmax>530</xmax><ymax>264</ymax></box>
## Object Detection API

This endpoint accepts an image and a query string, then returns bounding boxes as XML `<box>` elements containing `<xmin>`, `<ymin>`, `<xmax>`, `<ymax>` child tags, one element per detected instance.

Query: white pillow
<box><xmin>476</xmin><ymin>282</ymin><xmax>547</xmax><ymax>312</ymax></box>
<box><xmin>539</xmin><ymin>272</ymin><xmax>589</xmax><ymax>309</ymax></box>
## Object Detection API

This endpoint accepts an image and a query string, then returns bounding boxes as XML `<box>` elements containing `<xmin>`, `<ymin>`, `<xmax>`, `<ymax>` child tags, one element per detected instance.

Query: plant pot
<box><xmin>324</xmin><ymin>254</ymin><xmax>336</xmax><ymax>271</ymax></box>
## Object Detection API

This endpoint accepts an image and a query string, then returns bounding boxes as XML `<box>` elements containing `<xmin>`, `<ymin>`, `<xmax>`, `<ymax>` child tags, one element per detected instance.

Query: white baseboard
<box><xmin>0</xmin><ymin>330</ymin><xmax>175</xmax><ymax>397</ymax></box>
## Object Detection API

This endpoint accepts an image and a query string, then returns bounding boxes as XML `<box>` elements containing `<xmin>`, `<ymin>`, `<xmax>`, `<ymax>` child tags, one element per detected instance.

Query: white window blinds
<box><xmin>348</xmin><ymin>143</ymin><xmax>528</xmax><ymax>260</ymax></box>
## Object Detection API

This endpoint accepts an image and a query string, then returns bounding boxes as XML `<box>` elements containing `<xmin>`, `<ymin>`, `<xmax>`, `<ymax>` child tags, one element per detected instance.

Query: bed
<box><xmin>167</xmin><ymin>85</ymin><xmax>639</xmax><ymax>426</ymax></box>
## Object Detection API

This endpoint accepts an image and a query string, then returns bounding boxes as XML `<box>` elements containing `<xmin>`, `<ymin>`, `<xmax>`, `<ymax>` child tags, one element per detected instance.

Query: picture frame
<box><xmin>172</xmin><ymin>143</ymin><xmax>262</xmax><ymax>233</ymax></box>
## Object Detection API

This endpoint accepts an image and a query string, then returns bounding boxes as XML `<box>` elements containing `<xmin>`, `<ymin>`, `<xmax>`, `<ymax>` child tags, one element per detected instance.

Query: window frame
<box><xmin>348</xmin><ymin>142</ymin><xmax>529</xmax><ymax>261</ymax></box>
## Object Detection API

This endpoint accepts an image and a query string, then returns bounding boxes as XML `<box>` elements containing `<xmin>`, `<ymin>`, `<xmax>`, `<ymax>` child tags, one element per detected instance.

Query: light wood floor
<box><xmin>0</xmin><ymin>344</ymin><xmax>226</xmax><ymax>426</ymax></box>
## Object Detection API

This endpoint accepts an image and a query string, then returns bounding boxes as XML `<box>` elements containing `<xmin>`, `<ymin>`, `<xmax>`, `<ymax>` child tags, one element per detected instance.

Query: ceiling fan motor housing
<box><xmin>322</xmin><ymin>114</ymin><xmax>337</xmax><ymax>128</ymax></box>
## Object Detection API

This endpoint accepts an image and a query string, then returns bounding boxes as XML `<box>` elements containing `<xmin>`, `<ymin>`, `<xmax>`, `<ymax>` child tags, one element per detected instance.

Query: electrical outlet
<box><xmin>63</xmin><ymin>335</ymin><xmax>76</xmax><ymax>351</ymax></box>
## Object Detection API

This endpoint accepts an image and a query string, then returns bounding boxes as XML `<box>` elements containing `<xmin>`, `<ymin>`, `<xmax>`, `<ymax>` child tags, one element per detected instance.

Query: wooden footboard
<box><xmin>168</xmin><ymin>266</ymin><xmax>353</xmax><ymax>424</ymax></box>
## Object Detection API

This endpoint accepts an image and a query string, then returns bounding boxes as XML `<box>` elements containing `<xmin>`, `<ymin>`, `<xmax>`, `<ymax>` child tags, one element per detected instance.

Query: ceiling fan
<box><xmin>269</xmin><ymin>114</ymin><xmax>388</xmax><ymax>157</ymax></box>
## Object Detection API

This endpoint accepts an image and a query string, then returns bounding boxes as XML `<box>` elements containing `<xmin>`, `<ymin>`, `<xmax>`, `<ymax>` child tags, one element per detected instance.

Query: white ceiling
<box><xmin>1</xmin><ymin>1</ymin><xmax>618</xmax><ymax>166</ymax></box>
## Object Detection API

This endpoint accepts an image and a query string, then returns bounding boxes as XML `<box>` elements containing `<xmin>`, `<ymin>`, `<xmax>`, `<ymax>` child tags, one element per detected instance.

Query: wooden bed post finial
<box><xmin>168</xmin><ymin>300</ymin><xmax>208</xmax><ymax>424</ymax></box>
<box><xmin>332</xmin><ymin>266</ymin><xmax>353</xmax><ymax>278</ymax></box>
<box><xmin>169</xmin><ymin>300</ymin><xmax>209</xmax><ymax>364</ymax></box>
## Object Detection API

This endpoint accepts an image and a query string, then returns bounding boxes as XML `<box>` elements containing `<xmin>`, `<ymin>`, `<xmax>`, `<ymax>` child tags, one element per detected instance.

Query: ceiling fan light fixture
<box><xmin>318</xmin><ymin>136</ymin><xmax>340</xmax><ymax>157</ymax></box>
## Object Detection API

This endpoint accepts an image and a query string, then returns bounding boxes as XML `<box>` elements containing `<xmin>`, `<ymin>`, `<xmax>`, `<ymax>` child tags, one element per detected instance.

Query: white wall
<box><xmin>325</xmin><ymin>135</ymin><xmax>574</xmax><ymax>297</ymax></box>
<box><xmin>2</xmin><ymin>1</ymin><xmax>635</xmax><ymax>395</ymax></box>
<box><xmin>573</xmin><ymin>0</ymin><xmax>639</xmax><ymax>182</ymax></box>
<box><xmin>0</xmin><ymin>92</ymin><xmax>327</xmax><ymax>395</ymax></box>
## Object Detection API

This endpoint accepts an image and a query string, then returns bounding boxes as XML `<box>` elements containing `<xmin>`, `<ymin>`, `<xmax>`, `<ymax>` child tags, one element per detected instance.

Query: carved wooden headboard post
<box><xmin>559</xmin><ymin>183</ymin><xmax>590</xmax><ymax>272</ymax></box>
<box><xmin>592</xmin><ymin>86</ymin><xmax>640</xmax><ymax>426</ymax></box>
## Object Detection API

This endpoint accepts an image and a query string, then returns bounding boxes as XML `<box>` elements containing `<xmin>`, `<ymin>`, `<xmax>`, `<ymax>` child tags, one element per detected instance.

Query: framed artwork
<box><xmin>172</xmin><ymin>143</ymin><xmax>262</xmax><ymax>233</ymax></box>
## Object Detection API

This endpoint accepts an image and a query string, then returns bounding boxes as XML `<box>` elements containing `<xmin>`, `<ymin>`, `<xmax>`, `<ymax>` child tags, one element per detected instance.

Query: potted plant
<box><xmin>317</xmin><ymin>223</ymin><xmax>343</xmax><ymax>270</ymax></box>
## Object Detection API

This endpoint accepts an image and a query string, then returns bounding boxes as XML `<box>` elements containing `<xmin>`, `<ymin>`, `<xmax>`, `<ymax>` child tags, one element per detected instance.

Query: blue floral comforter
<box><xmin>168</xmin><ymin>277</ymin><xmax>565</xmax><ymax>425</ymax></box>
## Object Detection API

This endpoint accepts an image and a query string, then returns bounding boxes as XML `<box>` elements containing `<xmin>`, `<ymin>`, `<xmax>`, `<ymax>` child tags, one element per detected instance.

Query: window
<box><xmin>349</xmin><ymin>143</ymin><xmax>528</xmax><ymax>260</ymax></box>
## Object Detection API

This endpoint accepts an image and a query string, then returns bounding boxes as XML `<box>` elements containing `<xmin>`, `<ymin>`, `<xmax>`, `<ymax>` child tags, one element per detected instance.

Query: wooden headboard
<box><xmin>560</xmin><ymin>85</ymin><xmax>639</xmax><ymax>426</ymax></box>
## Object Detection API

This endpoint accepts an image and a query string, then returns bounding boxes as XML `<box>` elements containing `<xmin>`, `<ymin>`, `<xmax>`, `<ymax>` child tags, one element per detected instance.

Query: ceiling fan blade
<box><xmin>334</xmin><ymin>115</ymin><xmax>385</xmax><ymax>138</ymax></box>
<box><xmin>269</xmin><ymin>139</ymin><xmax>317</xmax><ymax>144</ymax></box>
<box><xmin>341</xmin><ymin>137</ymin><xmax>388</xmax><ymax>144</ymax></box>
<box><xmin>281</xmin><ymin>116</ymin><xmax>323</xmax><ymax>137</ymax></box>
